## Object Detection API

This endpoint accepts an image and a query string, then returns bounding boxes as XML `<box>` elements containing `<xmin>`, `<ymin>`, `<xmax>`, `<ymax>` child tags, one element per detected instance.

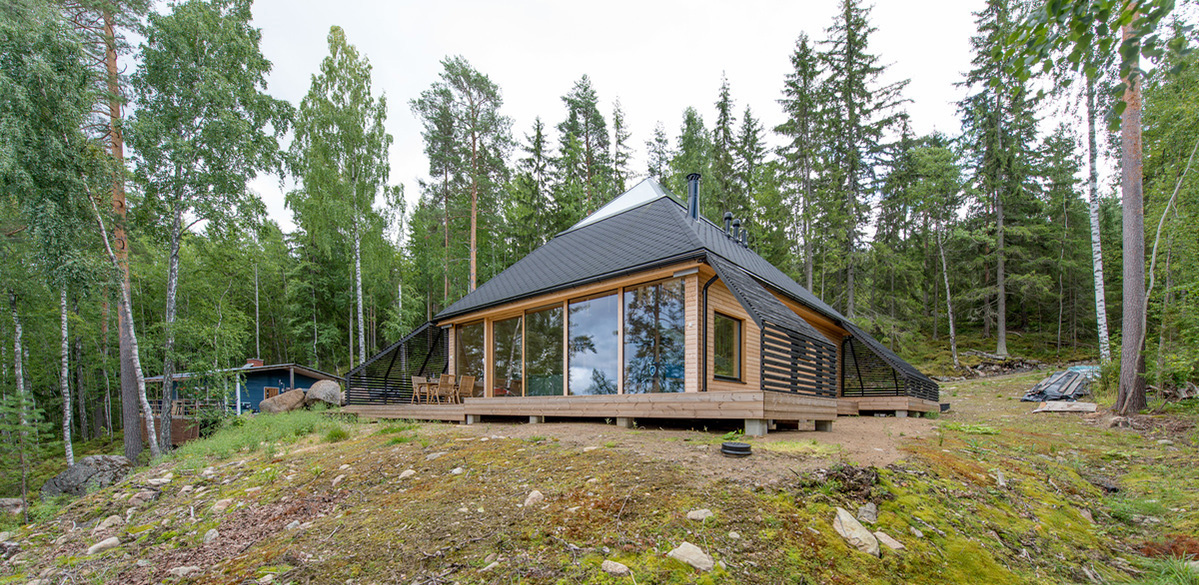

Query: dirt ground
<box><xmin>414</xmin><ymin>413</ymin><xmax>937</xmax><ymax>486</ymax></box>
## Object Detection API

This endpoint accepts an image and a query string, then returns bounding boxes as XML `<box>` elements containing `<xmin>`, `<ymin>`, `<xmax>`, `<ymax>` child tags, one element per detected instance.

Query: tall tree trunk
<box><xmin>355</xmin><ymin>225</ymin><xmax>365</xmax><ymax>367</ymax></box>
<box><xmin>159</xmin><ymin>202</ymin><xmax>183</xmax><ymax>453</ymax></box>
<box><xmin>1116</xmin><ymin>21</ymin><xmax>1147</xmax><ymax>415</ymax></box>
<box><xmin>100</xmin><ymin>296</ymin><xmax>112</xmax><ymax>437</ymax></box>
<box><xmin>60</xmin><ymin>288</ymin><xmax>74</xmax><ymax>466</ymax></box>
<box><xmin>10</xmin><ymin>290</ymin><xmax>30</xmax><ymax>522</ymax></box>
<box><xmin>1156</xmin><ymin>240</ymin><xmax>1172</xmax><ymax>387</ymax></box>
<box><xmin>469</xmin><ymin>128</ymin><xmax>479</xmax><ymax>292</ymax></box>
<box><xmin>442</xmin><ymin>169</ymin><xmax>450</xmax><ymax>305</ymax></box>
<box><xmin>995</xmin><ymin>185</ymin><xmax>1008</xmax><ymax>357</ymax></box>
<box><xmin>104</xmin><ymin>8</ymin><xmax>141</xmax><ymax>461</ymax></box>
<box><xmin>254</xmin><ymin>263</ymin><xmax>260</xmax><ymax>358</ymax></box>
<box><xmin>90</xmin><ymin>192</ymin><xmax>159</xmax><ymax>458</ymax></box>
<box><xmin>938</xmin><ymin>227</ymin><xmax>959</xmax><ymax>368</ymax></box>
<box><xmin>1085</xmin><ymin>77</ymin><xmax>1112</xmax><ymax>363</ymax></box>
<box><xmin>1057</xmin><ymin>196</ymin><xmax>1068</xmax><ymax>353</ymax></box>
<box><xmin>73</xmin><ymin>298</ymin><xmax>88</xmax><ymax>440</ymax></box>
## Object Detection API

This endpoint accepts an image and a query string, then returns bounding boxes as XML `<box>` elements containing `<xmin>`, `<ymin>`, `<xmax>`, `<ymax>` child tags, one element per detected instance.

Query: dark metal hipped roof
<box><xmin>843</xmin><ymin>322</ymin><xmax>938</xmax><ymax>388</ymax></box>
<box><xmin>707</xmin><ymin>255</ymin><xmax>830</xmax><ymax>348</ymax></box>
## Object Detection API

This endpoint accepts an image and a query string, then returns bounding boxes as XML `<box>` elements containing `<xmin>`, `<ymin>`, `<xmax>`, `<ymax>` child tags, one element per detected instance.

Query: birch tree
<box><xmin>131</xmin><ymin>0</ymin><xmax>290</xmax><ymax>449</ymax></box>
<box><xmin>289</xmin><ymin>25</ymin><xmax>390</xmax><ymax>367</ymax></box>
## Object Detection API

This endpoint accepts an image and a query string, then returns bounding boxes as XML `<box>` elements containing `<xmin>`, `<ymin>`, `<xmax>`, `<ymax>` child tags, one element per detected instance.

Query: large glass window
<box><xmin>525</xmin><ymin>305</ymin><xmax>564</xmax><ymax>396</ymax></box>
<box><xmin>456</xmin><ymin>322</ymin><xmax>485</xmax><ymax>394</ymax></box>
<box><xmin>568</xmin><ymin>294</ymin><xmax>619</xmax><ymax>395</ymax></box>
<box><xmin>713</xmin><ymin>313</ymin><xmax>742</xmax><ymax>380</ymax></box>
<box><xmin>624</xmin><ymin>279</ymin><xmax>686</xmax><ymax>393</ymax></box>
<box><xmin>492</xmin><ymin>316</ymin><xmax>523</xmax><ymax>397</ymax></box>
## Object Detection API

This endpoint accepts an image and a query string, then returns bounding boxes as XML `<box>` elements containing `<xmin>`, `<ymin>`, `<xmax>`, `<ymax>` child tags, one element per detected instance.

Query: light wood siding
<box><xmin>701</xmin><ymin>266</ymin><xmax>760</xmax><ymax>393</ymax></box>
<box><xmin>447</xmin><ymin>326</ymin><xmax>456</xmax><ymax>377</ymax></box>
<box><xmin>684</xmin><ymin>272</ymin><xmax>700</xmax><ymax>393</ymax></box>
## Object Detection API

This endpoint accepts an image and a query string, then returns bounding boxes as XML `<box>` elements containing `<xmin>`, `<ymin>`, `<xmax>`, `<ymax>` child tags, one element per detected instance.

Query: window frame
<box><xmin>712</xmin><ymin>311</ymin><xmax>744</xmax><ymax>382</ymax></box>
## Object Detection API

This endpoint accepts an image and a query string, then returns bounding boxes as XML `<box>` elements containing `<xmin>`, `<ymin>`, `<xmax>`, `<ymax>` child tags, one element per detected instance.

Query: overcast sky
<box><xmin>244</xmin><ymin>0</ymin><xmax>989</xmax><ymax>233</ymax></box>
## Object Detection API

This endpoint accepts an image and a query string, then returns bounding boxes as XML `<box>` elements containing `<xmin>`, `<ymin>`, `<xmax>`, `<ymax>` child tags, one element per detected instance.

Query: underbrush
<box><xmin>171</xmin><ymin>409</ymin><xmax>347</xmax><ymax>463</ymax></box>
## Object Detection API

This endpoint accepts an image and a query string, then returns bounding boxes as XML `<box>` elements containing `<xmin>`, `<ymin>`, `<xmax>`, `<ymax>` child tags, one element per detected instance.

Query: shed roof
<box><xmin>144</xmin><ymin>363</ymin><xmax>340</xmax><ymax>384</ymax></box>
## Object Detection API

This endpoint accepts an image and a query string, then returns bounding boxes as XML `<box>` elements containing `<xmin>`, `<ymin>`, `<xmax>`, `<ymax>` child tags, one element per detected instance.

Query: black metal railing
<box><xmin>345</xmin><ymin>322</ymin><xmax>448</xmax><ymax>405</ymax></box>
<box><xmin>759</xmin><ymin>322</ymin><xmax>838</xmax><ymax>398</ymax></box>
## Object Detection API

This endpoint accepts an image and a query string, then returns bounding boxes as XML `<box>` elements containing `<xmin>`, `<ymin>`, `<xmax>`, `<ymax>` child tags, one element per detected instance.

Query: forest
<box><xmin>0</xmin><ymin>0</ymin><xmax>1196</xmax><ymax>498</ymax></box>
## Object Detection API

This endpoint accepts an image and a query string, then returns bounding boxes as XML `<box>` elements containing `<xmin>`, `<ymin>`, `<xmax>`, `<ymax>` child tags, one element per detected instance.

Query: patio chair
<box><xmin>457</xmin><ymin>376</ymin><xmax>476</xmax><ymax>403</ymax></box>
<box><xmin>410</xmin><ymin>376</ymin><xmax>428</xmax><ymax>403</ymax></box>
<box><xmin>434</xmin><ymin>374</ymin><xmax>457</xmax><ymax>404</ymax></box>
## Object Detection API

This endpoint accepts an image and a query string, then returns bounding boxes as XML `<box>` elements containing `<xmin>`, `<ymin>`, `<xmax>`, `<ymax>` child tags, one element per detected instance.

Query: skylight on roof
<box><xmin>565</xmin><ymin>178</ymin><xmax>674</xmax><ymax>232</ymax></box>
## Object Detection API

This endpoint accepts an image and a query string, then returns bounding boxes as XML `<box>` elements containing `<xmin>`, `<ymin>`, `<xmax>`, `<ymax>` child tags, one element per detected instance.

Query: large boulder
<box><xmin>260</xmin><ymin>388</ymin><xmax>306</xmax><ymax>414</ymax></box>
<box><xmin>304</xmin><ymin>380</ymin><xmax>343</xmax><ymax>407</ymax></box>
<box><xmin>41</xmin><ymin>455</ymin><xmax>132</xmax><ymax>499</ymax></box>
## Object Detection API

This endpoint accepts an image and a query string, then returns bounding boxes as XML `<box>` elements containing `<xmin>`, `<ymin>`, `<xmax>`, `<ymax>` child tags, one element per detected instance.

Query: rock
<box><xmin>909</xmin><ymin>526</ymin><xmax>924</xmax><ymax>539</ymax></box>
<box><xmin>833</xmin><ymin>507</ymin><xmax>879</xmax><ymax>557</ymax></box>
<box><xmin>260</xmin><ymin>388</ymin><xmax>306</xmax><ymax>414</ymax></box>
<box><xmin>728</xmin><ymin>531</ymin><xmax>740</xmax><ymax>539</ymax></box>
<box><xmin>304</xmin><ymin>380</ymin><xmax>343</xmax><ymax>407</ymax></box>
<box><xmin>479</xmin><ymin>561</ymin><xmax>500</xmax><ymax>572</ymax></box>
<box><xmin>450</xmin><ymin>467</ymin><xmax>464</xmax><ymax>475</ymax></box>
<box><xmin>1080</xmin><ymin>509</ymin><xmax>1094</xmax><ymax>523</ymax></box>
<box><xmin>147</xmin><ymin>473</ymin><xmax>174</xmax><ymax>486</ymax></box>
<box><xmin>873</xmin><ymin>531</ymin><xmax>905</xmax><ymax>551</ymax></box>
<box><xmin>398</xmin><ymin>469</ymin><xmax>416</xmax><ymax>480</ymax></box>
<box><xmin>129</xmin><ymin>490</ymin><xmax>158</xmax><ymax>506</ymax></box>
<box><xmin>0</xmin><ymin>499</ymin><xmax>24</xmax><ymax>516</ymax></box>
<box><xmin>338</xmin><ymin>464</ymin><xmax>350</xmax><ymax>470</ymax></box>
<box><xmin>666</xmin><ymin>541</ymin><xmax>715</xmax><ymax>571</ymax></box>
<box><xmin>0</xmin><ymin>541</ymin><xmax>18</xmax><ymax>561</ymax></box>
<box><xmin>523</xmin><ymin>490</ymin><xmax>544</xmax><ymax>508</ymax></box>
<box><xmin>0</xmin><ymin>531</ymin><xmax>11</xmax><ymax>541</ymax></box>
<box><xmin>425</xmin><ymin>452</ymin><xmax>447</xmax><ymax>461</ymax></box>
<box><xmin>212</xmin><ymin>498</ymin><xmax>234</xmax><ymax>513</ymax></box>
<box><xmin>601</xmin><ymin>559</ymin><xmax>631</xmax><ymax>576</ymax></box>
<box><xmin>1186</xmin><ymin>560</ymin><xmax>1199</xmax><ymax>574</ymax></box>
<box><xmin>40</xmin><ymin>455</ymin><xmax>133</xmax><ymax>498</ymax></box>
<box><xmin>135</xmin><ymin>559</ymin><xmax>151</xmax><ymax>568</ymax></box>
<box><xmin>687</xmin><ymin>509</ymin><xmax>715</xmax><ymax>521</ymax></box>
<box><xmin>856</xmin><ymin>503</ymin><xmax>878</xmax><ymax>525</ymax></box>
<box><xmin>203</xmin><ymin>528</ymin><xmax>219</xmax><ymax>544</ymax></box>
<box><xmin>86</xmin><ymin>536</ymin><xmax>121</xmax><ymax>555</ymax></box>
<box><xmin>259</xmin><ymin>574</ymin><xmax>276</xmax><ymax>584</ymax></box>
<box><xmin>92</xmin><ymin>515</ymin><xmax>124</xmax><ymax>533</ymax></box>
<box><xmin>331</xmin><ymin>474</ymin><xmax>346</xmax><ymax>487</ymax></box>
<box><xmin>285</xmin><ymin>520</ymin><xmax>301</xmax><ymax>530</ymax></box>
<box><xmin>168</xmin><ymin>566</ymin><xmax>202</xmax><ymax>578</ymax></box>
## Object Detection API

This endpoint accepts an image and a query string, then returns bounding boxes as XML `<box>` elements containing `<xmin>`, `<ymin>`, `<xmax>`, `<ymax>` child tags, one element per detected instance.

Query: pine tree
<box><xmin>612</xmin><ymin>98</ymin><xmax>633</xmax><ymax>194</ymax></box>
<box><xmin>557</xmin><ymin>75</ymin><xmax>613</xmax><ymax>214</ymax></box>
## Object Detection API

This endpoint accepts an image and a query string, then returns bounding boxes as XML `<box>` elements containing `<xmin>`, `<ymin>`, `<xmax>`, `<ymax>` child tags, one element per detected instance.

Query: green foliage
<box><xmin>941</xmin><ymin>422</ymin><xmax>999</xmax><ymax>435</ymax></box>
<box><xmin>171</xmin><ymin>410</ymin><xmax>342</xmax><ymax>462</ymax></box>
<box><xmin>323</xmin><ymin>426</ymin><xmax>349</xmax><ymax>443</ymax></box>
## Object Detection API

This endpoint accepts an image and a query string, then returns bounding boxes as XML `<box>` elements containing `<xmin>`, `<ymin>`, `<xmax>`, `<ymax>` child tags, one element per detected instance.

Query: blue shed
<box><xmin>146</xmin><ymin>359</ymin><xmax>342</xmax><ymax>413</ymax></box>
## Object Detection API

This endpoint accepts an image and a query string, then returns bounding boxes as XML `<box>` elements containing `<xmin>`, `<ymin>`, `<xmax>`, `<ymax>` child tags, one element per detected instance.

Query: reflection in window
<box><xmin>624</xmin><ymin>279</ymin><xmax>686</xmax><ymax>393</ymax></box>
<box><xmin>525</xmin><ymin>306</ymin><xmax>564</xmax><ymax>396</ymax></box>
<box><xmin>456</xmin><ymin>322</ymin><xmax>485</xmax><ymax>392</ymax></box>
<box><xmin>568</xmin><ymin>294</ymin><xmax>619</xmax><ymax>395</ymax></box>
<box><xmin>493</xmin><ymin>316</ymin><xmax>523</xmax><ymax>397</ymax></box>
<box><xmin>713</xmin><ymin>313</ymin><xmax>742</xmax><ymax>380</ymax></box>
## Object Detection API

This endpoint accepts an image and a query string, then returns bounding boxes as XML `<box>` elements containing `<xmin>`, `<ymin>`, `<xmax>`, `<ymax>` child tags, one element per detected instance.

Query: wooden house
<box><xmin>146</xmin><ymin>358</ymin><xmax>341</xmax><ymax>414</ymax></box>
<box><xmin>346</xmin><ymin>176</ymin><xmax>938</xmax><ymax>435</ymax></box>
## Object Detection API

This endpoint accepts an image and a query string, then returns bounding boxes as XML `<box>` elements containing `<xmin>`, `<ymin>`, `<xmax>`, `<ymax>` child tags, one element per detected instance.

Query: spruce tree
<box><xmin>612</xmin><ymin>98</ymin><xmax>633</xmax><ymax>193</ymax></box>
<box><xmin>776</xmin><ymin>33</ymin><xmax>825</xmax><ymax>291</ymax></box>
<box><xmin>556</xmin><ymin>75</ymin><xmax>613</xmax><ymax>214</ymax></box>
<box><xmin>646</xmin><ymin>122</ymin><xmax>672</xmax><ymax>187</ymax></box>
<box><xmin>709</xmin><ymin>75</ymin><xmax>742</xmax><ymax>221</ymax></box>
<box><xmin>819</xmin><ymin>0</ymin><xmax>909</xmax><ymax>317</ymax></box>
<box><xmin>506</xmin><ymin>118</ymin><xmax>553</xmax><ymax>261</ymax></box>
<box><xmin>669</xmin><ymin>107</ymin><xmax>711</xmax><ymax>199</ymax></box>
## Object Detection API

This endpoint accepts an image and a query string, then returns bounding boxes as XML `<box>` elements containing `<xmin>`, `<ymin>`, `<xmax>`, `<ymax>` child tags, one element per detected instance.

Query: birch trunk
<box><xmin>73</xmin><ymin>299</ymin><xmax>88</xmax><ymax>440</ymax></box>
<box><xmin>158</xmin><ymin>201</ymin><xmax>183</xmax><ymax>452</ymax></box>
<box><xmin>1085</xmin><ymin>77</ymin><xmax>1112</xmax><ymax>363</ymax></box>
<box><xmin>1116</xmin><ymin>21</ymin><xmax>1147</xmax><ymax>415</ymax></box>
<box><xmin>60</xmin><ymin>288</ymin><xmax>74</xmax><ymax>466</ymax></box>
<box><xmin>10</xmin><ymin>290</ymin><xmax>30</xmax><ymax>522</ymax></box>
<box><xmin>90</xmin><ymin>193</ymin><xmax>159</xmax><ymax>458</ymax></box>
<box><xmin>938</xmin><ymin>228</ymin><xmax>959</xmax><ymax>368</ymax></box>
<box><xmin>355</xmin><ymin>224</ymin><xmax>365</xmax><ymax>367</ymax></box>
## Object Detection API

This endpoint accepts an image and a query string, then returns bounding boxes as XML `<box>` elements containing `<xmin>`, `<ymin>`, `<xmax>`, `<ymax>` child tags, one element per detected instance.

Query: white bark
<box><xmin>355</xmin><ymin>228</ymin><xmax>365</xmax><ymax>367</ymax></box>
<box><xmin>938</xmin><ymin>228</ymin><xmax>959</xmax><ymax>369</ymax></box>
<box><xmin>158</xmin><ymin>202</ymin><xmax>183</xmax><ymax>452</ymax></box>
<box><xmin>1085</xmin><ymin>78</ymin><xmax>1112</xmax><ymax>363</ymax></box>
<box><xmin>60</xmin><ymin>288</ymin><xmax>74</xmax><ymax>467</ymax></box>
<box><xmin>10</xmin><ymin>291</ymin><xmax>26</xmax><ymax>426</ymax></box>
<box><xmin>89</xmin><ymin>194</ymin><xmax>160</xmax><ymax>458</ymax></box>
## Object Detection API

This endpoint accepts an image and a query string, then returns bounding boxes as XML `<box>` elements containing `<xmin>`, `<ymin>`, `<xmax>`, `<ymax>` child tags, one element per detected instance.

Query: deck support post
<box><xmin>465</xmin><ymin>414</ymin><xmax>481</xmax><ymax>425</ymax></box>
<box><xmin>616</xmin><ymin>417</ymin><xmax>634</xmax><ymax>429</ymax></box>
<box><xmin>895</xmin><ymin>410</ymin><xmax>908</xmax><ymax>418</ymax></box>
<box><xmin>744</xmin><ymin>418</ymin><xmax>768</xmax><ymax>437</ymax></box>
<box><xmin>529</xmin><ymin>416</ymin><xmax>545</xmax><ymax>424</ymax></box>
<box><xmin>814</xmin><ymin>420</ymin><xmax>833</xmax><ymax>432</ymax></box>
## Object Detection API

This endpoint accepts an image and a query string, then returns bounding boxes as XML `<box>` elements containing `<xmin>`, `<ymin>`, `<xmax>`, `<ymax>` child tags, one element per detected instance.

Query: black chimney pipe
<box><xmin>740</xmin><ymin>228</ymin><xmax>749</xmax><ymax>247</ymax></box>
<box><xmin>730</xmin><ymin>218</ymin><xmax>741</xmax><ymax>242</ymax></box>
<box><xmin>723</xmin><ymin>212</ymin><xmax>733</xmax><ymax>234</ymax></box>
<box><xmin>686</xmin><ymin>173</ymin><xmax>701</xmax><ymax>220</ymax></box>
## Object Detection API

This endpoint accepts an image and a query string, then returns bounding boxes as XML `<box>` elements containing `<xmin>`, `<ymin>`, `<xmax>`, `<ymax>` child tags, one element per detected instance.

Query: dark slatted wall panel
<box><xmin>840</xmin><ymin>337</ymin><xmax>939</xmax><ymax>402</ymax></box>
<box><xmin>345</xmin><ymin>322</ymin><xmax>448</xmax><ymax>406</ymax></box>
<box><xmin>760</xmin><ymin>322</ymin><xmax>837</xmax><ymax>398</ymax></box>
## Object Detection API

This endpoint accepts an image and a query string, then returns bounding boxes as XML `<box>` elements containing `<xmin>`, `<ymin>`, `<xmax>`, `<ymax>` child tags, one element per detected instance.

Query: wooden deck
<box><xmin>344</xmin><ymin>390</ymin><xmax>837</xmax><ymax>432</ymax></box>
<box><xmin>838</xmin><ymin>396</ymin><xmax>940</xmax><ymax>416</ymax></box>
